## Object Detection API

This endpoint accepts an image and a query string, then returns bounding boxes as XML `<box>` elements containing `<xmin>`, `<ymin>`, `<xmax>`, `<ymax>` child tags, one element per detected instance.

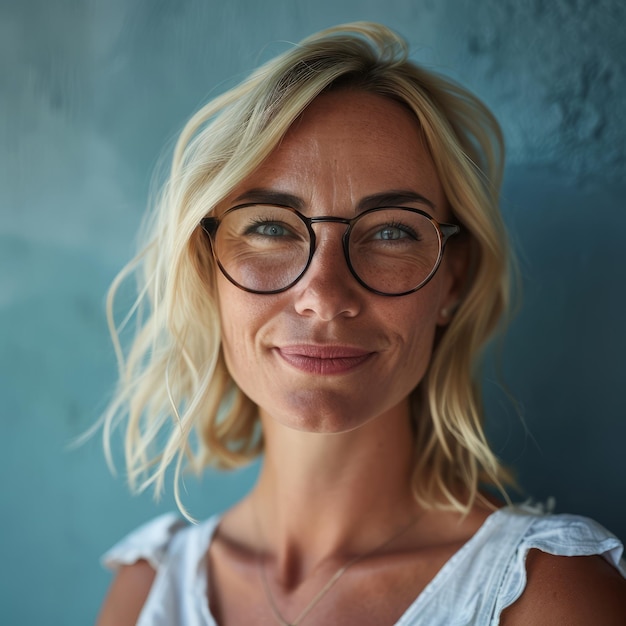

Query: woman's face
<box><xmin>216</xmin><ymin>90</ymin><xmax>464</xmax><ymax>433</ymax></box>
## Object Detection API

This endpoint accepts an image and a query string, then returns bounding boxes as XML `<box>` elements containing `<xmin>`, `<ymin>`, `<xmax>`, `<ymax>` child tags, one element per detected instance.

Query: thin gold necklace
<box><xmin>253</xmin><ymin>505</ymin><xmax>422</xmax><ymax>626</ymax></box>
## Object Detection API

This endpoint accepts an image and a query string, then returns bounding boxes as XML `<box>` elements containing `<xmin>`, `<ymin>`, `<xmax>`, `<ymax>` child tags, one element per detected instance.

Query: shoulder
<box><xmin>96</xmin><ymin>560</ymin><xmax>157</xmax><ymax>626</ymax></box>
<box><xmin>493</xmin><ymin>505</ymin><xmax>626</xmax><ymax>624</ymax></box>
<box><xmin>96</xmin><ymin>513</ymin><xmax>219</xmax><ymax>626</ymax></box>
<box><xmin>500</xmin><ymin>550</ymin><xmax>626</xmax><ymax>625</ymax></box>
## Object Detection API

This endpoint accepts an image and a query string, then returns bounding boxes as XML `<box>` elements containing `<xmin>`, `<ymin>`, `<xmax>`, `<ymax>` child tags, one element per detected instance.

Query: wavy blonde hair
<box><xmin>102</xmin><ymin>22</ymin><xmax>515</xmax><ymax>517</ymax></box>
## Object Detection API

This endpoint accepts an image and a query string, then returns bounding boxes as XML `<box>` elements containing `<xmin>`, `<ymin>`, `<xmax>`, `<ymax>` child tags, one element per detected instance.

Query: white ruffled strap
<box><xmin>101</xmin><ymin>513</ymin><xmax>187</xmax><ymax>571</ymax></box>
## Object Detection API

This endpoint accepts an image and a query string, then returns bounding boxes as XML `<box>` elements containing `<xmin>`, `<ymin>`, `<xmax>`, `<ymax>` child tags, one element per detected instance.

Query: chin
<box><xmin>262</xmin><ymin>389</ymin><xmax>394</xmax><ymax>435</ymax></box>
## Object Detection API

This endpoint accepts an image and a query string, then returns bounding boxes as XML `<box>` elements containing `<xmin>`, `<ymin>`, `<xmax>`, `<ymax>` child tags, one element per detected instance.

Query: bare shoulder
<box><xmin>95</xmin><ymin>560</ymin><xmax>156</xmax><ymax>626</ymax></box>
<box><xmin>501</xmin><ymin>549</ymin><xmax>626</xmax><ymax>625</ymax></box>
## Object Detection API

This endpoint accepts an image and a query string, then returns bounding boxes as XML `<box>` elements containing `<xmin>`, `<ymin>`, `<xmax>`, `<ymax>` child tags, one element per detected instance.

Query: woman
<box><xmin>96</xmin><ymin>22</ymin><xmax>626</xmax><ymax>625</ymax></box>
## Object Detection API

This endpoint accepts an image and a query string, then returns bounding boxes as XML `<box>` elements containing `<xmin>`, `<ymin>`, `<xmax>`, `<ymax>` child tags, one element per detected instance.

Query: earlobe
<box><xmin>437</xmin><ymin>303</ymin><xmax>456</xmax><ymax>326</ymax></box>
<box><xmin>437</xmin><ymin>308</ymin><xmax>451</xmax><ymax>327</ymax></box>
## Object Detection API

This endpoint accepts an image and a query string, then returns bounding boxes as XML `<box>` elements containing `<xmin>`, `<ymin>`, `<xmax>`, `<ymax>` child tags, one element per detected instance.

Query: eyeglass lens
<box><xmin>211</xmin><ymin>205</ymin><xmax>444</xmax><ymax>295</ymax></box>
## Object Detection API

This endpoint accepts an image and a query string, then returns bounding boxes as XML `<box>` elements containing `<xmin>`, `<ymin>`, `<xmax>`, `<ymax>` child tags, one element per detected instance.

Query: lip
<box><xmin>275</xmin><ymin>345</ymin><xmax>374</xmax><ymax>375</ymax></box>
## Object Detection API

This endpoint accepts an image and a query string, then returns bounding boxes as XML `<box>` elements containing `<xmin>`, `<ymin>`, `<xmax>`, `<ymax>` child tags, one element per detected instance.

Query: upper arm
<box><xmin>96</xmin><ymin>560</ymin><xmax>157</xmax><ymax>626</ymax></box>
<box><xmin>500</xmin><ymin>549</ymin><xmax>626</xmax><ymax>625</ymax></box>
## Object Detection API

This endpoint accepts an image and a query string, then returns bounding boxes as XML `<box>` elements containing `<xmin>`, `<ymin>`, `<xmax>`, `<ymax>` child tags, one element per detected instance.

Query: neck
<box><xmin>249</xmin><ymin>399</ymin><xmax>422</xmax><ymax>582</ymax></box>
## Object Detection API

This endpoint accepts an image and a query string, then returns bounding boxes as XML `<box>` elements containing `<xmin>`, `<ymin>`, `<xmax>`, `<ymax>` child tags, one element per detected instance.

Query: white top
<box><xmin>103</xmin><ymin>503</ymin><xmax>626</xmax><ymax>625</ymax></box>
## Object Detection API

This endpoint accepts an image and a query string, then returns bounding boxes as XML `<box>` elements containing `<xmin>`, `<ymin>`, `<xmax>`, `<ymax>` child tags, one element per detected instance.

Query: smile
<box><xmin>275</xmin><ymin>345</ymin><xmax>375</xmax><ymax>375</ymax></box>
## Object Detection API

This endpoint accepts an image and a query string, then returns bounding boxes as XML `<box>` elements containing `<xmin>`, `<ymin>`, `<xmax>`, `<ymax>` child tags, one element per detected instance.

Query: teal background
<box><xmin>1</xmin><ymin>1</ymin><xmax>625</xmax><ymax>624</ymax></box>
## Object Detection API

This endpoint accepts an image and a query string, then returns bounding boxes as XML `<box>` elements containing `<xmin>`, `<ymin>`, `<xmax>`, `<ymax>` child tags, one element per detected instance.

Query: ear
<box><xmin>436</xmin><ymin>235</ymin><xmax>471</xmax><ymax>327</ymax></box>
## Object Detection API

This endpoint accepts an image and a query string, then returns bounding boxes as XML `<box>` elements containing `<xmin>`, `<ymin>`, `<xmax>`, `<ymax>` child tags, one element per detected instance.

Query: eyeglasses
<box><xmin>200</xmin><ymin>203</ymin><xmax>460</xmax><ymax>296</ymax></box>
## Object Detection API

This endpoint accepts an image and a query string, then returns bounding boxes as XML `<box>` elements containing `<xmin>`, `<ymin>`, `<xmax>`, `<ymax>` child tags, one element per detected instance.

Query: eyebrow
<box><xmin>232</xmin><ymin>189</ymin><xmax>305</xmax><ymax>210</ymax></box>
<box><xmin>231</xmin><ymin>188</ymin><xmax>436</xmax><ymax>213</ymax></box>
<box><xmin>357</xmin><ymin>191</ymin><xmax>435</xmax><ymax>212</ymax></box>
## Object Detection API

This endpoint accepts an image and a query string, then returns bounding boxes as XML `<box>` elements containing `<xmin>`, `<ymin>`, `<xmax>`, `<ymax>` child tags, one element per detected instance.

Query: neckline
<box><xmin>391</xmin><ymin>505</ymin><xmax>506</xmax><ymax>622</ymax></box>
<box><xmin>193</xmin><ymin>505</ymin><xmax>518</xmax><ymax>626</ymax></box>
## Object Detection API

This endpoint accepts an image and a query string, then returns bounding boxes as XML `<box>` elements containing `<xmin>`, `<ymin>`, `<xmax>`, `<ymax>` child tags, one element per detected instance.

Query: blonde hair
<box><xmin>102</xmin><ymin>22</ymin><xmax>515</xmax><ymax>517</ymax></box>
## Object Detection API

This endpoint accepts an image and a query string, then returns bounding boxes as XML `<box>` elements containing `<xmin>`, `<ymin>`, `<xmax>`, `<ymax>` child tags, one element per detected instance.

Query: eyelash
<box><xmin>244</xmin><ymin>216</ymin><xmax>293</xmax><ymax>236</ymax></box>
<box><xmin>384</xmin><ymin>220</ymin><xmax>419</xmax><ymax>237</ymax></box>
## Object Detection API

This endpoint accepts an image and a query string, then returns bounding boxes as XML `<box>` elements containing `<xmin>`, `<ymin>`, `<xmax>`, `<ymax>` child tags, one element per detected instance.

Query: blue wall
<box><xmin>1</xmin><ymin>1</ymin><xmax>624</xmax><ymax>624</ymax></box>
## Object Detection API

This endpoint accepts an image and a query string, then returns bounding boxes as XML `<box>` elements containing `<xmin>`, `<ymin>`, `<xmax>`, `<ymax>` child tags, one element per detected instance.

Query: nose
<box><xmin>292</xmin><ymin>224</ymin><xmax>363</xmax><ymax>321</ymax></box>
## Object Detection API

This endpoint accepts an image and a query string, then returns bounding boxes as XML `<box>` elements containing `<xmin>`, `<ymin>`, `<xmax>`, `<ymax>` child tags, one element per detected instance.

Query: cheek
<box><xmin>400</xmin><ymin>312</ymin><xmax>438</xmax><ymax>368</ymax></box>
<box><xmin>216</xmin><ymin>279</ymin><xmax>275</xmax><ymax>389</ymax></box>
<box><xmin>390</xmin><ymin>290</ymin><xmax>443</xmax><ymax>369</ymax></box>
<box><xmin>219</xmin><ymin>314</ymin><xmax>242</xmax><ymax>376</ymax></box>
<box><xmin>217</xmin><ymin>282</ymin><xmax>252</xmax><ymax>378</ymax></box>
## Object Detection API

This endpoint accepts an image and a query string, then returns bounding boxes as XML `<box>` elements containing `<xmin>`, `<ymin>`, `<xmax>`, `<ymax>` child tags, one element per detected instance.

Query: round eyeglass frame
<box><xmin>200</xmin><ymin>203</ymin><xmax>461</xmax><ymax>297</ymax></box>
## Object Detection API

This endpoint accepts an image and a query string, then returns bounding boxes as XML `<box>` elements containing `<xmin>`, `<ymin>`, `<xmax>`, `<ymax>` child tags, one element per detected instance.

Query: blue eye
<box><xmin>376</xmin><ymin>226</ymin><xmax>408</xmax><ymax>240</ymax></box>
<box><xmin>247</xmin><ymin>221</ymin><xmax>292</xmax><ymax>237</ymax></box>
<box><xmin>373</xmin><ymin>222</ymin><xmax>419</xmax><ymax>241</ymax></box>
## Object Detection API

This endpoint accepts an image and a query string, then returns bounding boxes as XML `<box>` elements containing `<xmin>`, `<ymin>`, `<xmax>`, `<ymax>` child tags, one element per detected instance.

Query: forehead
<box><xmin>227</xmin><ymin>90</ymin><xmax>445</xmax><ymax>211</ymax></box>
<box><xmin>286</xmin><ymin>90</ymin><xmax>422</xmax><ymax>142</ymax></box>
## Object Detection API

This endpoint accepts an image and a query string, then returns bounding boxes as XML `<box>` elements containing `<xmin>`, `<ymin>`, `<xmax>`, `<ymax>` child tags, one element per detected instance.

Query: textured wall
<box><xmin>1</xmin><ymin>1</ymin><xmax>624</xmax><ymax>624</ymax></box>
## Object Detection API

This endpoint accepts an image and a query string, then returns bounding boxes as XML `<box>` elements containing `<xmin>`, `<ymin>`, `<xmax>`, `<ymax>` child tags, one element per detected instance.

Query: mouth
<box><xmin>275</xmin><ymin>345</ymin><xmax>374</xmax><ymax>375</ymax></box>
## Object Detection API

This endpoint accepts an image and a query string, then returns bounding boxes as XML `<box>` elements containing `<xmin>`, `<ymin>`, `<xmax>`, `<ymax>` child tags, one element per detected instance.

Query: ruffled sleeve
<box><xmin>101</xmin><ymin>513</ymin><xmax>188</xmax><ymax>571</ymax></box>
<box><xmin>493</xmin><ymin>510</ymin><xmax>626</xmax><ymax>619</ymax></box>
<box><xmin>100</xmin><ymin>514</ymin><xmax>219</xmax><ymax>626</ymax></box>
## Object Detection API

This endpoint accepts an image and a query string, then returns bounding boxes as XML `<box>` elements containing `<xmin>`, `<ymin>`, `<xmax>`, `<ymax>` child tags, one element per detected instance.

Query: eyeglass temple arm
<box><xmin>440</xmin><ymin>223</ymin><xmax>461</xmax><ymax>245</ymax></box>
<box><xmin>200</xmin><ymin>217</ymin><xmax>218</xmax><ymax>237</ymax></box>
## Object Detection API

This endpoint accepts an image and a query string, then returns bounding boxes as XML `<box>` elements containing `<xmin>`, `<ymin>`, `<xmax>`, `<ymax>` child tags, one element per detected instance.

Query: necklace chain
<box><xmin>253</xmin><ymin>504</ymin><xmax>422</xmax><ymax>626</ymax></box>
